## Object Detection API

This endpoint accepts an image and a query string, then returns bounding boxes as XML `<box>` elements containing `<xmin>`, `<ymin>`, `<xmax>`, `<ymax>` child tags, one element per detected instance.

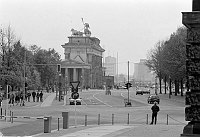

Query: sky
<box><xmin>0</xmin><ymin>0</ymin><xmax>192</xmax><ymax>75</ymax></box>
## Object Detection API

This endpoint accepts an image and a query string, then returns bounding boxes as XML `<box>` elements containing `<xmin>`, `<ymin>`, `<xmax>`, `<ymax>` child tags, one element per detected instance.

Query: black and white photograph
<box><xmin>0</xmin><ymin>0</ymin><xmax>200</xmax><ymax>137</ymax></box>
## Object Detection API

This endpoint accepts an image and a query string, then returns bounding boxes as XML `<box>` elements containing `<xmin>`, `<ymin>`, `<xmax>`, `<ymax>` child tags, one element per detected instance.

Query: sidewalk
<box><xmin>40</xmin><ymin>93</ymin><xmax>56</xmax><ymax>107</ymax></box>
<box><xmin>33</xmin><ymin>124</ymin><xmax>185</xmax><ymax>137</ymax></box>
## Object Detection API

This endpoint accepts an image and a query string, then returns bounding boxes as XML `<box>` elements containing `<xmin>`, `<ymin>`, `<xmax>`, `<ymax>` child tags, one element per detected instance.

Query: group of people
<box><xmin>31</xmin><ymin>91</ymin><xmax>43</xmax><ymax>102</ymax></box>
<box><xmin>9</xmin><ymin>92</ymin><xmax>25</xmax><ymax>106</ymax></box>
<box><xmin>7</xmin><ymin>90</ymin><xmax>44</xmax><ymax>106</ymax></box>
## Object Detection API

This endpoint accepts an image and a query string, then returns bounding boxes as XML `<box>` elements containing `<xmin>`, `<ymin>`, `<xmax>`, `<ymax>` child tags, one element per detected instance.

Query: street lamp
<box><xmin>58</xmin><ymin>73</ymin><xmax>62</xmax><ymax>101</ymax></box>
<box><xmin>65</xmin><ymin>75</ymin><xmax>68</xmax><ymax>95</ymax></box>
<box><xmin>155</xmin><ymin>76</ymin><xmax>158</xmax><ymax>95</ymax></box>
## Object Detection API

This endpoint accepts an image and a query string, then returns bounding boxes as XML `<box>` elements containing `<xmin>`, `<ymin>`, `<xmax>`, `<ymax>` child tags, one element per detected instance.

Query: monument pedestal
<box><xmin>181</xmin><ymin>122</ymin><xmax>200</xmax><ymax>136</ymax></box>
<box><xmin>181</xmin><ymin>1</ymin><xmax>200</xmax><ymax>136</ymax></box>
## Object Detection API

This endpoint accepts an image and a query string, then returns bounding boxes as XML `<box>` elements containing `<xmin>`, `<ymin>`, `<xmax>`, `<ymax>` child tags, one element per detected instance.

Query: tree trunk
<box><xmin>159</xmin><ymin>76</ymin><xmax>162</xmax><ymax>94</ymax></box>
<box><xmin>181</xmin><ymin>79</ymin><xmax>183</xmax><ymax>96</ymax></box>
<box><xmin>175</xmin><ymin>80</ymin><xmax>178</xmax><ymax>96</ymax></box>
<box><xmin>169</xmin><ymin>78</ymin><xmax>172</xmax><ymax>95</ymax></box>
<box><xmin>164</xmin><ymin>76</ymin><xmax>167</xmax><ymax>94</ymax></box>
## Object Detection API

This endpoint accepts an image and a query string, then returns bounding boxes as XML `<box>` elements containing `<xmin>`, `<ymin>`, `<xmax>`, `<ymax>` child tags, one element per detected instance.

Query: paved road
<box><xmin>0</xmin><ymin>89</ymin><xmax>186</xmax><ymax>136</ymax></box>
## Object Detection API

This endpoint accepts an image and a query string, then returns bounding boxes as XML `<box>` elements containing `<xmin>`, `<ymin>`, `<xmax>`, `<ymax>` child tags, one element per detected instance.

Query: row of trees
<box><xmin>146</xmin><ymin>26</ymin><xmax>187</xmax><ymax>96</ymax></box>
<box><xmin>0</xmin><ymin>26</ymin><xmax>61</xmax><ymax>92</ymax></box>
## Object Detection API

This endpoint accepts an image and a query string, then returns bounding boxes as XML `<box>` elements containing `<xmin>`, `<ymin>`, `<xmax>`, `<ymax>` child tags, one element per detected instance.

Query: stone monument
<box><xmin>181</xmin><ymin>0</ymin><xmax>200</xmax><ymax>136</ymax></box>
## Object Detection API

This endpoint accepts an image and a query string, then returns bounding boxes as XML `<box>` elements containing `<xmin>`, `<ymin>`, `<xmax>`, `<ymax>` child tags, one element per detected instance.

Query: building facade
<box><xmin>104</xmin><ymin>56</ymin><xmax>116</xmax><ymax>76</ymax></box>
<box><xmin>60</xmin><ymin>24</ymin><xmax>105</xmax><ymax>89</ymax></box>
<box><xmin>134</xmin><ymin>59</ymin><xmax>154</xmax><ymax>86</ymax></box>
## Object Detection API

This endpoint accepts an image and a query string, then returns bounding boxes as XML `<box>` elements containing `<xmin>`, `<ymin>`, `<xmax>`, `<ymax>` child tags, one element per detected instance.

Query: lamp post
<box><xmin>155</xmin><ymin>76</ymin><xmax>158</xmax><ymax>95</ymax></box>
<box><xmin>58</xmin><ymin>73</ymin><xmax>62</xmax><ymax>101</ymax></box>
<box><xmin>65</xmin><ymin>75</ymin><xmax>68</xmax><ymax>95</ymax></box>
<box><xmin>169</xmin><ymin>76</ymin><xmax>171</xmax><ymax>99</ymax></box>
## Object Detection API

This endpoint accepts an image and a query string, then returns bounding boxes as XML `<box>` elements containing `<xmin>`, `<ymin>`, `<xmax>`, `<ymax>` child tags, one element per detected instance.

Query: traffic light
<box><xmin>25</xmin><ymin>82</ymin><xmax>28</xmax><ymax>88</ymax></box>
<box><xmin>129</xmin><ymin>83</ymin><xmax>132</xmax><ymax>88</ymax></box>
<box><xmin>57</xmin><ymin>64</ymin><xmax>61</xmax><ymax>72</ymax></box>
<box><xmin>125</xmin><ymin>83</ymin><xmax>132</xmax><ymax>89</ymax></box>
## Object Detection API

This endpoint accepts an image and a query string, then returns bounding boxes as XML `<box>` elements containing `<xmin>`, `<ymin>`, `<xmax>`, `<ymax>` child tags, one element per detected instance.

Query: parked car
<box><xmin>147</xmin><ymin>94</ymin><xmax>160</xmax><ymax>104</ymax></box>
<box><xmin>136</xmin><ymin>90</ymin><xmax>143</xmax><ymax>95</ymax></box>
<box><xmin>69</xmin><ymin>98</ymin><xmax>82</xmax><ymax>105</ymax></box>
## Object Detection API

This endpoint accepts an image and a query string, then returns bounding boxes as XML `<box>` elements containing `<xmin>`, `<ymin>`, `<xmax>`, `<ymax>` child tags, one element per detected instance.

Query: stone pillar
<box><xmin>82</xmin><ymin>68</ymin><xmax>85</xmax><ymax>89</ymax></box>
<box><xmin>181</xmin><ymin>0</ymin><xmax>200</xmax><ymax>136</ymax></box>
<box><xmin>73</xmin><ymin>68</ymin><xmax>77</xmax><ymax>81</ymax></box>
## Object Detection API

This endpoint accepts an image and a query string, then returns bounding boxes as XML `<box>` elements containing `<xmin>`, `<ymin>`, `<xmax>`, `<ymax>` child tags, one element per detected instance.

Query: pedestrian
<box><xmin>36</xmin><ymin>92</ymin><xmax>40</xmax><ymax>102</ymax></box>
<box><xmin>39</xmin><ymin>91</ymin><xmax>43</xmax><ymax>102</ymax></box>
<box><xmin>20</xmin><ymin>93</ymin><xmax>24</xmax><ymax>106</ymax></box>
<box><xmin>15</xmin><ymin>94</ymin><xmax>20</xmax><ymax>105</ymax></box>
<box><xmin>27</xmin><ymin>91</ymin><xmax>31</xmax><ymax>102</ymax></box>
<box><xmin>10</xmin><ymin>93</ymin><xmax>15</xmax><ymax>106</ymax></box>
<box><xmin>0</xmin><ymin>94</ymin><xmax>2</xmax><ymax>107</ymax></box>
<box><xmin>32</xmin><ymin>91</ymin><xmax>36</xmax><ymax>102</ymax></box>
<box><xmin>150</xmin><ymin>102</ymin><xmax>160</xmax><ymax>125</ymax></box>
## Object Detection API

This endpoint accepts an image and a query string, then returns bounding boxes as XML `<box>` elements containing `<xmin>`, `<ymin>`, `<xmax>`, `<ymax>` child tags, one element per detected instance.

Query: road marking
<box><xmin>93</xmin><ymin>93</ymin><xmax>113</xmax><ymax>107</ymax></box>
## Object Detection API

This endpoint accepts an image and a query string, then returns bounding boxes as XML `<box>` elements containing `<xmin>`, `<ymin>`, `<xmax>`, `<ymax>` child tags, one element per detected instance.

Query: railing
<box><xmin>0</xmin><ymin>107</ymin><xmax>187</xmax><ymax>135</ymax></box>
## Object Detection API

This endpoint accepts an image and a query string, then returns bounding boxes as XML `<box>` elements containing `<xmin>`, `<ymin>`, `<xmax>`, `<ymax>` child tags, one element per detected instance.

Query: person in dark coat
<box><xmin>15</xmin><ymin>94</ymin><xmax>20</xmax><ymax>105</ymax></box>
<box><xmin>20</xmin><ymin>93</ymin><xmax>24</xmax><ymax>106</ymax></box>
<box><xmin>32</xmin><ymin>91</ymin><xmax>36</xmax><ymax>102</ymax></box>
<box><xmin>39</xmin><ymin>91</ymin><xmax>43</xmax><ymax>102</ymax></box>
<box><xmin>27</xmin><ymin>91</ymin><xmax>31</xmax><ymax>102</ymax></box>
<box><xmin>36</xmin><ymin>92</ymin><xmax>40</xmax><ymax>102</ymax></box>
<box><xmin>10</xmin><ymin>93</ymin><xmax>15</xmax><ymax>106</ymax></box>
<box><xmin>150</xmin><ymin>102</ymin><xmax>160</xmax><ymax>125</ymax></box>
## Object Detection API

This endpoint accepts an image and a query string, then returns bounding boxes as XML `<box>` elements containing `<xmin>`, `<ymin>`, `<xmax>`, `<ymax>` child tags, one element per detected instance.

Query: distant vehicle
<box><xmin>69</xmin><ymin>98</ymin><xmax>82</xmax><ymax>105</ymax></box>
<box><xmin>118</xmin><ymin>86</ymin><xmax>127</xmax><ymax>89</ymax></box>
<box><xmin>136</xmin><ymin>88</ymin><xmax>150</xmax><ymax>95</ymax></box>
<box><xmin>147</xmin><ymin>94</ymin><xmax>160</xmax><ymax>104</ymax></box>
<box><xmin>143</xmin><ymin>89</ymin><xmax>150</xmax><ymax>94</ymax></box>
<box><xmin>136</xmin><ymin>90</ymin><xmax>143</xmax><ymax>95</ymax></box>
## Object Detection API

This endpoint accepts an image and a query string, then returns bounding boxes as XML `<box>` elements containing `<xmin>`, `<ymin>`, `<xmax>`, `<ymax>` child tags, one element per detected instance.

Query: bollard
<box><xmin>11</xmin><ymin>112</ymin><xmax>13</xmax><ymax>123</ymax></box>
<box><xmin>127</xmin><ymin>113</ymin><xmax>130</xmax><ymax>125</ymax></box>
<box><xmin>10</xmin><ymin>111</ymin><xmax>11</xmax><ymax>122</ymax></box>
<box><xmin>5</xmin><ymin>109</ymin><xmax>6</xmax><ymax>121</ymax></box>
<box><xmin>85</xmin><ymin>115</ymin><xmax>87</xmax><ymax>126</ymax></box>
<box><xmin>98</xmin><ymin>114</ymin><xmax>100</xmax><ymax>125</ymax></box>
<box><xmin>0</xmin><ymin>108</ymin><xmax>2</xmax><ymax>119</ymax></box>
<box><xmin>167</xmin><ymin>114</ymin><xmax>168</xmax><ymax>125</ymax></box>
<box><xmin>146</xmin><ymin>114</ymin><xmax>148</xmax><ymax>125</ymax></box>
<box><xmin>58</xmin><ymin>118</ymin><xmax>59</xmax><ymax>131</ymax></box>
<box><xmin>62</xmin><ymin>112</ymin><xmax>69</xmax><ymax>129</ymax></box>
<box><xmin>44</xmin><ymin>116</ymin><xmax>52</xmax><ymax>133</ymax></box>
<box><xmin>112</xmin><ymin>114</ymin><xmax>114</xmax><ymax>125</ymax></box>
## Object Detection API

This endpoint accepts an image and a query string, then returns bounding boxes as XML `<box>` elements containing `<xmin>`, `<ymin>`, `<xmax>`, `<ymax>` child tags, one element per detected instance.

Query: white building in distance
<box><xmin>104</xmin><ymin>56</ymin><xmax>116</xmax><ymax>76</ymax></box>
<box><xmin>134</xmin><ymin>59</ymin><xmax>155</xmax><ymax>86</ymax></box>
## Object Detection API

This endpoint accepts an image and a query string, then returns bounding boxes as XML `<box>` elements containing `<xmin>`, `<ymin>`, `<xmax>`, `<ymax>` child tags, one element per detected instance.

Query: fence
<box><xmin>0</xmin><ymin>107</ymin><xmax>187</xmax><ymax>134</ymax></box>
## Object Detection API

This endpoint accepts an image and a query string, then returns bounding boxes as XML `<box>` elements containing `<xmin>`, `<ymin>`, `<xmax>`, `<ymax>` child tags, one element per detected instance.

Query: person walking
<box><xmin>27</xmin><ymin>91</ymin><xmax>31</xmax><ymax>102</ymax></box>
<box><xmin>10</xmin><ymin>93</ymin><xmax>15</xmax><ymax>106</ymax></box>
<box><xmin>32</xmin><ymin>91</ymin><xmax>36</xmax><ymax>102</ymax></box>
<box><xmin>20</xmin><ymin>92</ymin><xmax>24</xmax><ymax>106</ymax></box>
<box><xmin>39</xmin><ymin>91</ymin><xmax>43</xmax><ymax>102</ymax></box>
<box><xmin>150</xmin><ymin>102</ymin><xmax>160</xmax><ymax>125</ymax></box>
<box><xmin>36</xmin><ymin>92</ymin><xmax>40</xmax><ymax>102</ymax></box>
<box><xmin>15</xmin><ymin>93</ymin><xmax>20</xmax><ymax>105</ymax></box>
<box><xmin>0</xmin><ymin>94</ymin><xmax>2</xmax><ymax>107</ymax></box>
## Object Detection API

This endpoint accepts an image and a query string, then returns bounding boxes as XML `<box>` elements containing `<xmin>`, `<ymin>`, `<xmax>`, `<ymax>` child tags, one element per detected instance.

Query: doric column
<box><xmin>181</xmin><ymin>0</ymin><xmax>200</xmax><ymax>136</ymax></box>
<box><xmin>73</xmin><ymin>68</ymin><xmax>77</xmax><ymax>81</ymax></box>
<box><xmin>82</xmin><ymin>68</ymin><xmax>85</xmax><ymax>89</ymax></box>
